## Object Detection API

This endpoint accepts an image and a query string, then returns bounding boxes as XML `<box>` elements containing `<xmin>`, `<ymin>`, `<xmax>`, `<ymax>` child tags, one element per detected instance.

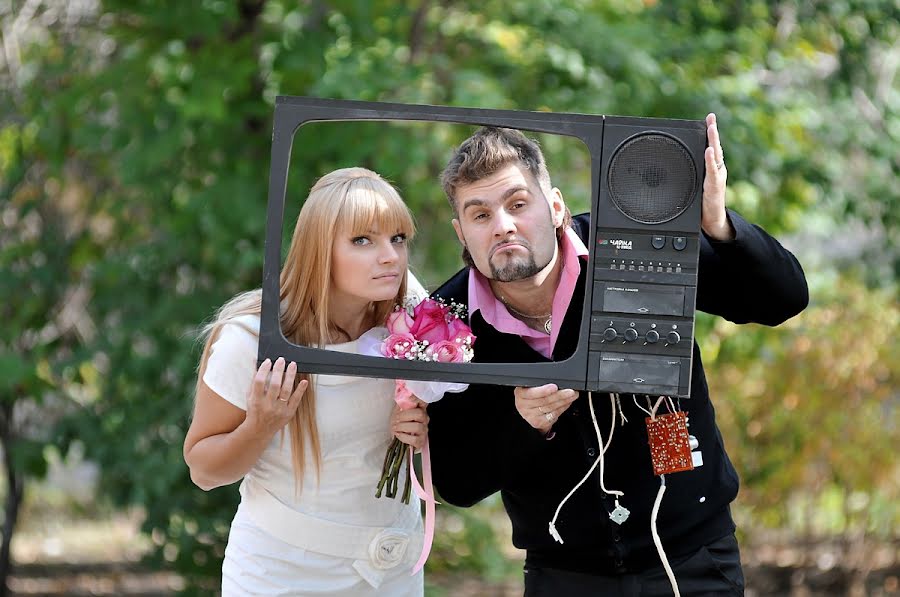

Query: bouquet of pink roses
<box><xmin>376</xmin><ymin>298</ymin><xmax>474</xmax><ymax>502</ymax></box>
<box><xmin>356</xmin><ymin>297</ymin><xmax>475</xmax><ymax>574</ymax></box>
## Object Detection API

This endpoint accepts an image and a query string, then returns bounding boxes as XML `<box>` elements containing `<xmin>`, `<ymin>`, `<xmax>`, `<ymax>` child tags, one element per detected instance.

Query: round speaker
<box><xmin>607</xmin><ymin>132</ymin><xmax>698</xmax><ymax>224</ymax></box>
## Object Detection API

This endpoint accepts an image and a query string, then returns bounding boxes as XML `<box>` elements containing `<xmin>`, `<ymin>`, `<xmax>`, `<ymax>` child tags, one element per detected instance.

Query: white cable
<box><xmin>666</xmin><ymin>396</ymin><xmax>677</xmax><ymax>415</ymax></box>
<box><xmin>650</xmin><ymin>395</ymin><xmax>666</xmax><ymax>418</ymax></box>
<box><xmin>615</xmin><ymin>392</ymin><xmax>628</xmax><ymax>425</ymax></box>
<box><xmin>589</xmin><ymin>392</ymin><xmax>622</xmax><ymax>498</ymax></box>
<box><xmin>548</xmin><ymin>392</ymin><xmax>620</xmax><ymax>543</ymax></box>
<box><xmin>633</xmin><ymin>394</ymin><xmax>653</xmax><ymax>417</ymax></box>
<box><xmin>651</xmin><ymin>475</ymin><xmax>680</xmax><ymax>597</ymax></box>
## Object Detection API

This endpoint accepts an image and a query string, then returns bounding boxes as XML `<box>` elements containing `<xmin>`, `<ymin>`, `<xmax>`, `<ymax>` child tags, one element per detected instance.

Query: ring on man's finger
<box><xmin>716</xmin><ymin>161</ymin><xmax>724</xmax><ymax>170</ymax></box>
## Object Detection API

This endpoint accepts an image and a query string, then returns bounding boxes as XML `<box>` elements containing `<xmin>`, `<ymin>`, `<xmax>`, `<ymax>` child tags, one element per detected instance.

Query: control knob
<box><xmin>624</xmin><ymin>328</ymin><xmax>639</xmax><ymax>342</ymax></box>
<box><xmin>645</xmin><ymin>330</ymin><xmax>660</xmax><ymax>343</ymax></box>
<box><xmin>603</xmin><ymin>327</ymin><xmax>618</xmax><ymax>342</ymax></box>
<box><xmin>667</xmin><ymin>331</ymin><xmax>681</xmax><ymax>345</ymax></box>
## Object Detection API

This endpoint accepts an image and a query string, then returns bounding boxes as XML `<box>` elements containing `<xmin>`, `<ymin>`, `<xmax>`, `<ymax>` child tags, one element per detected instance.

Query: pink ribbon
<box><xmin>408</xmin><ymin>440</ymin><xmax>437</xmax><ymax>574</ymax></box>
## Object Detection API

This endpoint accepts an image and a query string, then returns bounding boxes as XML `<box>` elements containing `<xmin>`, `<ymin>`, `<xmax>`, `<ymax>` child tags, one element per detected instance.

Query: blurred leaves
<box><xmin>1</xmin><ymin>0</ymin><xmax>897</xmax><ymax>591</ymax></box>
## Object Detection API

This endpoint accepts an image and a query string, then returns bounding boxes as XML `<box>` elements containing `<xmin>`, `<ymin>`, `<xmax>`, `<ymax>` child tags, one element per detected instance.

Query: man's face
<box><xmin>452</xmin><ymin>163</ymin><xmax>565</xmax><ymax>282</ymax></box>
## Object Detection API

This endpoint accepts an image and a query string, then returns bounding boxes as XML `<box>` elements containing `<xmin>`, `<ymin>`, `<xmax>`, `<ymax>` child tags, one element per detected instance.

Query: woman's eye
<box><xmin>391</xmin><ymin>234</ymin><xmax>407</xmax><ymax>244</ymax></box>
<box><xmin>352</xmin><ymin>236</ymin><xmax>371</xmax><ymax>246</ymax></box>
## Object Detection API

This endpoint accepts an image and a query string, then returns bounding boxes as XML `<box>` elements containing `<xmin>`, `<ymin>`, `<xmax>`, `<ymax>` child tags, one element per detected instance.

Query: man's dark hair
<box><xmin>441</xmin><ymin>127</ymin><xmax>573</xmax><ymax>266</ymax></box>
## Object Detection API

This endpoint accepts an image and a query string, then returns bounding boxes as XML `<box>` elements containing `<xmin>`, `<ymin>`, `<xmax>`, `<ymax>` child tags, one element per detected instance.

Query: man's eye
<box><xmin>473</xmin><ymin>212</ymin><xmax>488</xmax><ymax>221</ymax></box>
<box><xmin>511</xmin><ymin>201</ymin><xmax>526</xmax><ymax>210</ymax></box>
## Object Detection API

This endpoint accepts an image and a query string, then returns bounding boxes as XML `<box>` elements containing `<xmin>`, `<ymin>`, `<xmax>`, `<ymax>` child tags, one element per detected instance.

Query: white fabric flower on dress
<box><xmin>367</xmin><ymin>529</ymin><xmax>410</xmax><ymax>570</ymax></box>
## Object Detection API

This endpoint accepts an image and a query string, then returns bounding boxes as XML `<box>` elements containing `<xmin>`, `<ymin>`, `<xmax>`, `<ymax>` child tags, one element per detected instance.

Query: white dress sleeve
<box><xmin>201</xmin><ymin>316</ymin><xmax>260</xmax><ymax>411</ymax></box>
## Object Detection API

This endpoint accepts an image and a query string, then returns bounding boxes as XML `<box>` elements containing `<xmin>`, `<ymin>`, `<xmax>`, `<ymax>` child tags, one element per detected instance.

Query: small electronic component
<box><xmin>646</xmin><ymin>412</ymin><xmax>694</xmax><ymax>475</ymax></box>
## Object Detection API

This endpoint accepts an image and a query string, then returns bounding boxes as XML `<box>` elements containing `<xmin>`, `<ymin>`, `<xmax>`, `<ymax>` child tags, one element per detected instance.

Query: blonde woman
<box><xmin>183</xmin><ymin>168</ymin><xmax>429</xmax><ymax>596</ymax></box>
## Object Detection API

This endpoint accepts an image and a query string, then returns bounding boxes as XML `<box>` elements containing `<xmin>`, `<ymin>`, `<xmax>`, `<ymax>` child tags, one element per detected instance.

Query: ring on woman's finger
<box><xmin>277</xmin><ymin>396</ymin><xmax>289</xmax><ymax>402</ymax></box>
<box><xmin>544</xmin><ymin>411</ymin><xmax>554</xmax><ymax>422</ymax></box>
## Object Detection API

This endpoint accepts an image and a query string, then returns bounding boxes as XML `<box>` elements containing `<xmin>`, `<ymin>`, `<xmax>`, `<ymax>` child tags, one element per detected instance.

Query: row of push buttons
<box><xmin>652</xmin><ymin>235</ymin><xmax>687</xmax><ymax>251</ymax></box>
<box><xmin>610</xmin><ymin>260</ymin><xmax>682</xmax><ymax>273</ymax></box>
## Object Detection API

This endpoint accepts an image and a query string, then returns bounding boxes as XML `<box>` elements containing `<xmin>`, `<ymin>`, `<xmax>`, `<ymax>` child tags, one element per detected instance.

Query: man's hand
<box><xmin>514</xmin><ymin>384</ymin><xmax>579</xmax><ymax>435</ymax></box>
<box><xmin>701</xmin><ymin>113</ymin><xmax>735</xmax><ymax>241</ymax></box>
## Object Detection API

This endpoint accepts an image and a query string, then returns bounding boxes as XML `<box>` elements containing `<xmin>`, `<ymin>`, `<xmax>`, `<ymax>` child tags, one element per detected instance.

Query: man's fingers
<box><xmin>515</xmin><ymin>384</ymin><xmax>565</xmax><ymax>401</ymax></box>
<box><xmin>521</xmin><ymin>388</ymin><xmax>578</xmax><ymax>405</ymax></box>
<box><xmin>543</xmin><ymin>392</ymin><xmax>579</xmax><ymax>411</ymax></box>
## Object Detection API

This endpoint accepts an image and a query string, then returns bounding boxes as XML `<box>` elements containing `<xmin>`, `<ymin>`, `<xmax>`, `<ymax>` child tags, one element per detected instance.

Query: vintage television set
<box><xmin>258</xmin><ymin>96</ymin><xmax>707</xmax><ymax>398</ymax></box>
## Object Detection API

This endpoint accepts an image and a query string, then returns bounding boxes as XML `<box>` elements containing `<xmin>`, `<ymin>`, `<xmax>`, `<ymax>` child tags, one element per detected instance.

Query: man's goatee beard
<box><xmin>490</xmin><ymin>254</ymin><xmax>551</xmax><ymax>282</ymax></box>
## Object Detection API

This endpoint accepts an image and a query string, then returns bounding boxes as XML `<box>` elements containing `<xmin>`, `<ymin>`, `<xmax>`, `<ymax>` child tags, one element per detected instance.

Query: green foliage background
<box><xmin>1</xmin><ymin>0</ymin><xmax>897</xmax><ymax>592</ymax></box>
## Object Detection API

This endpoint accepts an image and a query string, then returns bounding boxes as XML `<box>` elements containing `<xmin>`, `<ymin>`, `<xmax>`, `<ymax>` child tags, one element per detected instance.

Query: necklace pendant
<box><xmin>544</xmin><ymin>317</ymin><xmax>552</xmax><ymax>334</ymax></box>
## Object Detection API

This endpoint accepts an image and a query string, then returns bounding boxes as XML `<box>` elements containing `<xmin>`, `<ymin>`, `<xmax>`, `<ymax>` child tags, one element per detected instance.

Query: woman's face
<box><xmin>330</xmin><ymin>224</ymin><xmax>408</xmax><ymax>308</ymax></box>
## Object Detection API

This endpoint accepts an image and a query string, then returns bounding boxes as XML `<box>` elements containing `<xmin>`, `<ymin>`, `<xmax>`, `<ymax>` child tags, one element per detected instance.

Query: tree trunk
<box><xmin>0</xmin><ymin>406</ymin><xmax>25</xmax><ymax>597</ymax></box>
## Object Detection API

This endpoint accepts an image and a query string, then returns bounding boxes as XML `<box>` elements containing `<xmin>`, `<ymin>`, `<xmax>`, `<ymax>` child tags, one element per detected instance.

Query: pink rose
<box><xmin>386</xmin><ymin>309</ymin><xmax>415</xmax><ymax>335</ymax></box>
<box><xmin>425</xmin><ymin>340</ymin><xmax>465</xmax><ymax>363</ymax></box>
<box><xmin>446</xmin><ymin>316</ymin><xmax>475</xmax><ymax>346</ymax></box>
<box><xmin>409</xmin><ymin>299</ymin><xmax>450</xmax><ymax>345</ymax></box>
<box><xmin>381</xmin><ymin>332</ymin><xmax>418</xmax><ymax>360</ymax></box>
<box><xmin>394</xmin><ymin>380</ymin><xmax>417</xmax><ymax>410</ymax></box>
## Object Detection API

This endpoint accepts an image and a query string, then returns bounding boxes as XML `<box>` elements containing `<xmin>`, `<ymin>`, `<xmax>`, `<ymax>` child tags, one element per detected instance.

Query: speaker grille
<box><xmin>607</xmin><ymin>133</ymin><xmax>698</xmax><ymax>224</ymax></box>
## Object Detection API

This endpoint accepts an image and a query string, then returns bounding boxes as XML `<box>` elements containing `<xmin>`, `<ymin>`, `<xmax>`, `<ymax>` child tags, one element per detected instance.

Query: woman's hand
<box><xmin>244</xmin><ymin>357</ymin><xmax>309</xmax><ymax>436</ymax></box>
<box><xmin>390</xmin><ymin>399</ymin><xmax>429</xmax><ymax>451</ymax></box>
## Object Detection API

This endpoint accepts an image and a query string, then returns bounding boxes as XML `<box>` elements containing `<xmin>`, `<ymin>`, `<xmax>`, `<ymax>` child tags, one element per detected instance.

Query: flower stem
<box><xmin>401</xmin><ymin>447</ymin><xmax>412</xmax><ymax>504</ymax></box>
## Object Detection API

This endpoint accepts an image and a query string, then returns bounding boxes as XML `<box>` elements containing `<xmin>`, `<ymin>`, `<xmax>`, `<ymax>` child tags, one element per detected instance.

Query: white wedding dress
<box><xmin>203</xmin><ymin>313</ymin><xmax>424</xmax><ymax>596</ymax></box>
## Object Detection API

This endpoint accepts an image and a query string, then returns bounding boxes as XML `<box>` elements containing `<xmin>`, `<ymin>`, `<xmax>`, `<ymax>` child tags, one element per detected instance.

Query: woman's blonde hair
<box><xmin>195</xmin><ymin>167</ymin><xmax>415</xmax><ymax>487</ymax></box>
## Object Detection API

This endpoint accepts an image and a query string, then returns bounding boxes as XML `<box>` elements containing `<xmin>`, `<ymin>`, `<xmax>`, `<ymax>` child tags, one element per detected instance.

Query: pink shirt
<box><xmin>468</xmin><ymin>227</ymin><xmax>589</xmax><ymax>359</ymax></box>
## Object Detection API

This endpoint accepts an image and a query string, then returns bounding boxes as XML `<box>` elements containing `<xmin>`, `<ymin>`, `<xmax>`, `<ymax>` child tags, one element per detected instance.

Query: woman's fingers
<box><xmin>392</xmin><ymin>403</ymin><xmax>428</xmax><ymax>448</ymax></box>
<box><xmin>278</xmin><ymin>361</ymin><xmax>297</xmax><ymax>402</ymax></box>
<box><xmin>252</xmin><ymin>359</ymin><xmax>272</xmax><ymax>398</ymax></box>
<box><xmin>265</xmin><ymin>357</ymin><xmax>286</xmax><ymax>401</ymax></box>
<box><xmin>394</xmin><ymin>431</ymin><xmax>426</xmax><ymax>449</ymax></box>
<box><xmin>393</xmin><ymin>420</ymin><xmax>427</xmax><ymax>436</ymax></box>
<box><xmin>392</xmin><ymin>407</ymin><xmax>428</xmax><ymax>428</ymax></box>
<box><xmin>289</xmin><ymin>378</ymin><xmax>309</xmax><ymax>408</ymax></box>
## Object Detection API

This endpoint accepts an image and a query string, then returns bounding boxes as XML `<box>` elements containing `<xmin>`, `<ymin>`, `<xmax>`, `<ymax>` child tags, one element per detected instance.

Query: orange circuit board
<box><xmin>646</xmin><ymin>412</ymin><xmax>694</xmax><ymax>475</ymax></box>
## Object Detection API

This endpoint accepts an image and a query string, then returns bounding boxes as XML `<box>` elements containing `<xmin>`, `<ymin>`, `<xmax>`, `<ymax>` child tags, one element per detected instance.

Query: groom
<box><xmin>427</xmin><ymin>116</ymin><xmax>808</xmax><ymax>596</ymax></box>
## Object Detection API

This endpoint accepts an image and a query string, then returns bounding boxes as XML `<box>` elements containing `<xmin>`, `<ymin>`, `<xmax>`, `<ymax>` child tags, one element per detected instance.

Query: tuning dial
<box><xmin>667</xmin><ymin>331</ymin><xmax>681</xmax><ymax>345</ymax></box>
<box><xmin>646</xmin><ymin>330</ymin><xmax>660</xmax><ymax>343</ymax></box>
<box><xmin>624</xmin><ymin>328</ymin><xmax>639</xmax><ymax>342</ymax></box>
<box><xmin>603</xmin><ymin>327</ymin><xmax>618</xmax><ymax>342</ymax></box>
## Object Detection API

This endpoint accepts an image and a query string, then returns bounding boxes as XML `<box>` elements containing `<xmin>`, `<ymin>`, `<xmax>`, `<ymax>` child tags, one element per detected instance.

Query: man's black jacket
<box><xmin>428</xmin><ymin>210</ymin><xmax>808</xmax><ymax>574</ymax></box>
